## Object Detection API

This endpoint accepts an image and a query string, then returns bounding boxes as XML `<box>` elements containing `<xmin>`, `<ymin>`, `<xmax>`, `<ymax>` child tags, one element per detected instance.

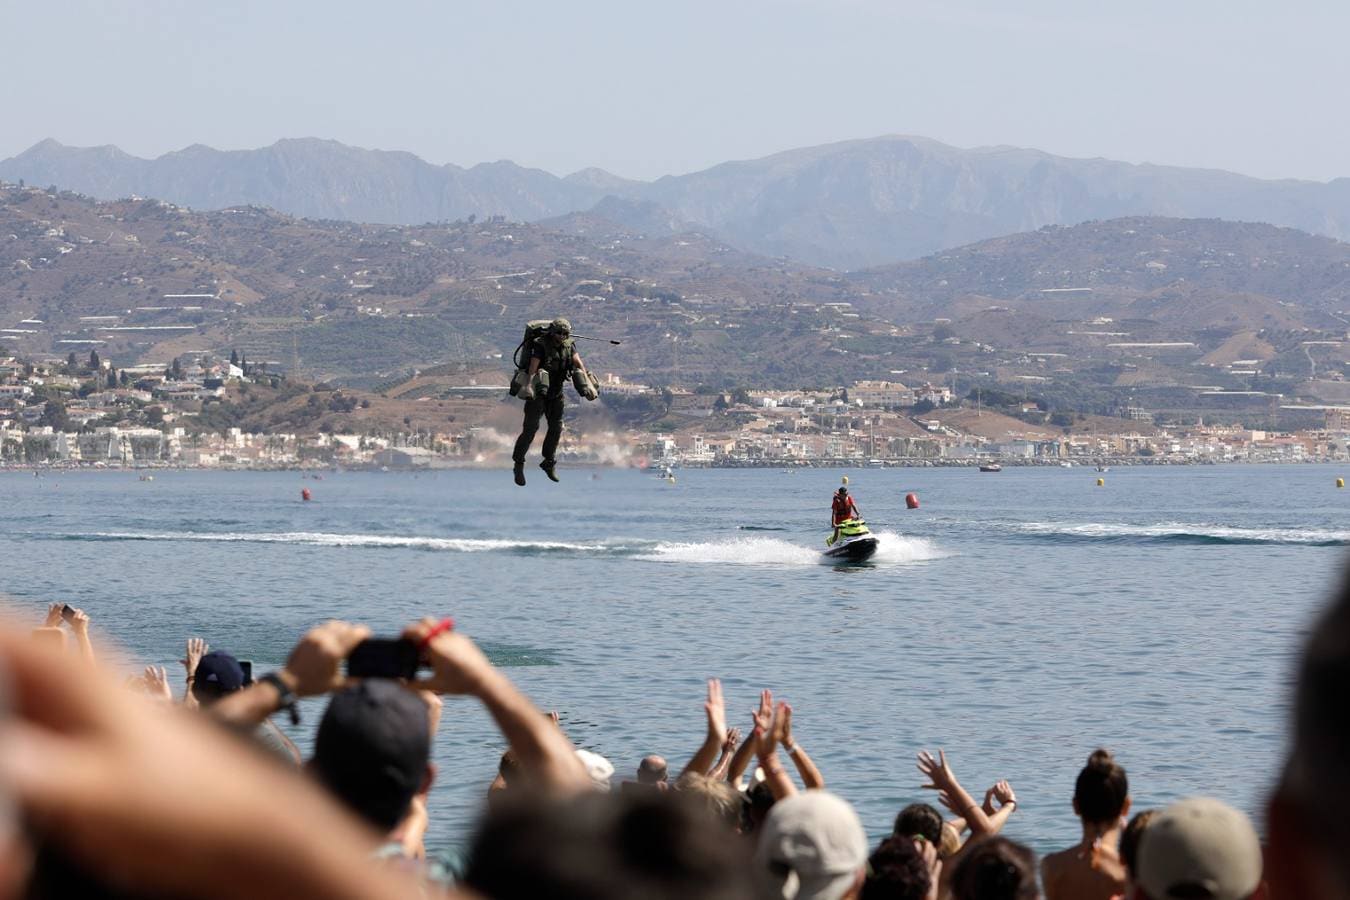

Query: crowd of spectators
<box><xmin>3</xmin><ymin>568</ymin><xmax>1348</xmax><ymax>900</ymax></box>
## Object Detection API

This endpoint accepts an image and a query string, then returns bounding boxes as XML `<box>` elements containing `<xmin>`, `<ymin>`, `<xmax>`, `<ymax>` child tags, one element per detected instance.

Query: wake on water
<box><xmin>1009</xmin><ymin>521</ymin><xmax>1350</xmax><ymax>547</ymax></box>
<box><xmin>48</xmin><ymin>529</ymin><xmax>946</xmax><ymax>567</ymax></box>
<box><xmin>638</xmin><ymin>531</ymin><xmax>944</xmax><ymax>566</ymax></box>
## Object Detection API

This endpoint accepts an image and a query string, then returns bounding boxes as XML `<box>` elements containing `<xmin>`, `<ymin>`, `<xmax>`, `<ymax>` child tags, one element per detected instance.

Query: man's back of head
<box><xmin>191</xmin><ymin>651</ymin><xmax>246</xmax><ymax>707</ymax></box>
<box><xmin>637</xmin><ymin>754</ymin><xmax>668</xmax><ymax>786</ymax></box>
<box><xmin>311</xmin><ymin>680</ymin><xmax>430</xmax><ymax>833</ymax></box>
<box><xmin>465</xmin><ymin>790</ymin><xmax>757</xmax><ymax>900</ymax></box>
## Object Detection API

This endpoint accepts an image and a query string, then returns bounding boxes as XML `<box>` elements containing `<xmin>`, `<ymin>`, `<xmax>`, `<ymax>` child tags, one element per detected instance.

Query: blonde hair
<box><xmin>674</xmin><ymin>773</ymin><xmax>742</xmax><ymax>830</ymax></box>
<box><xmin>939</xmin><ymin>822</ymin><xmax>963</xmax><ymax>859</ymax></box>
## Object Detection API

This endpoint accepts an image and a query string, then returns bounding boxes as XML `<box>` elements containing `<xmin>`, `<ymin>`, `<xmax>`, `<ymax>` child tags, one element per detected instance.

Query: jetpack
<box><xmin>508</xmin><ymin>320</ymin><xmax>618</xmax><ymax>401</ymax></box>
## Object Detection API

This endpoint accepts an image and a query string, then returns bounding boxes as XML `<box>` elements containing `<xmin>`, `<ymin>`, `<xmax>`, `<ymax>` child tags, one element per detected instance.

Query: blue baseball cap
<box><xmin>194</xmin><ymin>651</ymin><xmax>246</xmax><ymax>694</ymax></box>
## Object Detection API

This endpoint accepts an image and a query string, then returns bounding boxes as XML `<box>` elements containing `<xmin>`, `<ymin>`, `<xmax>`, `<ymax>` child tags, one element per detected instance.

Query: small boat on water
<box><xmin>979</xmin><ymin>463</ymin><xmax>1003</xmax><ymax>473</ymax></box>
<box><xmin>1096</xmin><ymin>465</ymin><xmax>1110</xmax><ymax>473</ymax></box>
<box><xmin>823</xmin><ymin>518</ymin><xmax>879</xmax><ymax>563</ymax></box>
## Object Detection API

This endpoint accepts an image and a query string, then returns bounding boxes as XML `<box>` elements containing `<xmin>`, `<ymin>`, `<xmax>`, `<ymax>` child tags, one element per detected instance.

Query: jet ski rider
<box><xmin>829</xmin><ymin>486</ymin><xmax>860</xmax><ymax>546</ymax></box>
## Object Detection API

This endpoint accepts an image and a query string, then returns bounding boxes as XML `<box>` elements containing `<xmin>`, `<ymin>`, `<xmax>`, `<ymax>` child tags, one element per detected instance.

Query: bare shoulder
<box><xmin>1039</xmin><ymin>848</ymin><xmax>1070</xmax><ymax>884</ymax></box>
<box><xmin>1041</xmin><ymin>846</ymin><xmax>1073</xmax><ymax>869</ymax></box>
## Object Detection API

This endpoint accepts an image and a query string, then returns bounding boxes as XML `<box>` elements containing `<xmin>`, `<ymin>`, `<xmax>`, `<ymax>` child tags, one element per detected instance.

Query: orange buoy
<box><xmin>301</xmin><ymin>488</ymin><xmax>312</xmax><ymax>501</ymax></box>
<box><xmin>905</xmin><ymin>492</ymin><xmax>920</xmax><ymax>509</ymax></box>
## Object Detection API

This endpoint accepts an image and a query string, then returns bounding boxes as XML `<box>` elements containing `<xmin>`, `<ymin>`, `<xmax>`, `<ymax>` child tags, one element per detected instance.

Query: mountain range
<box><xmin>5</xmin><ymin>135</ymin><xmax>1350</xmax><ymax>269</ymax></box>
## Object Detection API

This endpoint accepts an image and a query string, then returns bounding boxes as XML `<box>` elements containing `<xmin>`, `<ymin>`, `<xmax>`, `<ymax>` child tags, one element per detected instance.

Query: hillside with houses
<box><xmin>2</xmin><ymin>343</ymin><xmax>1343</xmax><ymax>470</ymax></box>
<box><xmin>6</xmin><ymin>185</ymin><xmax>1350</xmax><ymax>440</ymax></box>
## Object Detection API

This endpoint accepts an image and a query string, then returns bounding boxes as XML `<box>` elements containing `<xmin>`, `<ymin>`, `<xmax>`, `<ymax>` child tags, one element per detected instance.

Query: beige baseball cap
<box><xmin>1136</xmin><ymin>797</ymin><xmax>1262</xmax><ymax>900</ymax></box>
<box><xmin>755</xmin><ymin>791</ymin><xmax>867</xmax><ymax>900</ymax></box>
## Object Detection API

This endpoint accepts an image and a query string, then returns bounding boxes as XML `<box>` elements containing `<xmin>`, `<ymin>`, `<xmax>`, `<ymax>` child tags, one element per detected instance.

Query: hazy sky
<box><xmin>2</xmin><ymin>0</ymin><xmax>1347</xmax><ymax>182</ymax></box>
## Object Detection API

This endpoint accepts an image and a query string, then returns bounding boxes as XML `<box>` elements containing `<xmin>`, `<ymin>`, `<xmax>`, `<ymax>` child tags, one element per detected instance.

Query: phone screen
<box><xmin>345</xmin><ymin>638</ymin><xmax>421</xmax><ymax>679</ymax></box>
<box><xmin>238</xmin><ymin>660</ymin><xmax>254</xmax><ymax>686</ymax></box>
<box><xmin>60</xmin><ymin>604</ymin><xmax>75</xmax><ymax>623</ymax></box>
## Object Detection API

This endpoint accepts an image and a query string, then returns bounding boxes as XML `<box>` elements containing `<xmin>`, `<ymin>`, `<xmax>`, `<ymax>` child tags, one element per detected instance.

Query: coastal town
<box><xmin>3</xmin><ymin>349</ymin><xmax>1347</xmax><ymax>469</ymax></box>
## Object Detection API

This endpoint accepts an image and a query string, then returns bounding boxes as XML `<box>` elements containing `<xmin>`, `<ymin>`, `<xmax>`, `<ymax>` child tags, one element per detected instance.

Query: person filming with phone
<box><xmin>209</xmin><ymin>617</ymin><xmax>590</xmax><ymax>864</ymax></box>
<box><xmin>41</xmin><ymin>602</ymin><xmax>95</xmax><ymax>664</ymax></box>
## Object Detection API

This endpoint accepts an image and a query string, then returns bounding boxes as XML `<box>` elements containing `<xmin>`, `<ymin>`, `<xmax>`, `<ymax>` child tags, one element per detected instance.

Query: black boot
<box><xmin>513</xmin><ymin>461</ymin><xmax>526</xmax><ymax>486</ymax></box>
<box><xmin>540</xmin><ymin>459</ymin><xmax>560</xmax><ymax>483</ymax></box>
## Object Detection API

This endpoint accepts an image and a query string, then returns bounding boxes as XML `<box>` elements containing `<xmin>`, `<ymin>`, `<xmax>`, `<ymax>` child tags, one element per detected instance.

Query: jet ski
<box><xmin>823</xmin><ymin>518</ymin><xmax>879</xmax><ymax>562</ymax></box>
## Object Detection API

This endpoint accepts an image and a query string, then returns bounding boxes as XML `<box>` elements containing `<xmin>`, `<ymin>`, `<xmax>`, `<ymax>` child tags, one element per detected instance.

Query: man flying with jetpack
<box><xmin>509</xmin><ymin>317</ymin><xmax>604</xmax><ymax>485</ymax></box>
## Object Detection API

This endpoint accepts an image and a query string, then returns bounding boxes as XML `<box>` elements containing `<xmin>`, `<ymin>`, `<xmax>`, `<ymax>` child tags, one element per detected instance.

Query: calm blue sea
<box><xmin>3</xmin><ymin>464</ymin><xmax>1346</xmax><ymax>854</ymax></box>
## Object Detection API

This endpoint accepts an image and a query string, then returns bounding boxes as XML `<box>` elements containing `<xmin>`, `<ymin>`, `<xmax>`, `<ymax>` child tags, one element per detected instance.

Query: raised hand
<box><xmin>143</xmin><ymin>666</ymin><xmax>173</xmax><ymax>703</ymax></box>
<box><xmin>68</xmin><ymin>608</ymin><xmax>90</xmax><ymax>636</ymax></box>
<box><xmin>992</xmin><ymin>779</ymin><xmax>1017</xmax><ymax>807</ymax></box>
<box><xmin>44</xmin><ymin>604</ymin><xmax>63</xmax><ymax>627</ymax></box>
<box><xmin>771</xmin><ymin>702</ymin><xmax>790</xmax><ymax>747</ymax></box>
<box><xmin>723</xmin><ymin>726</ymin><xmax>741</xmax><ymax>755</ymax></box>
<box><xmin>917</xmin><ymin>748</ymin><xmax>957</xmax><ymax>792</ymax></box>
<box><xmin>181</xmin><ymin>637</ymin><xmax>208</xmax><ymax>677</ymax></box>
<box><xmin>752</xmin><ymin>689</ymin><xmax>775</xmax><ymax>757</ymax></box>
<box><xmin>282</xmin><ymin>620</ymin><xmax>371</xmax><ymax>697</ymax></box>
<box><xmin>709</xmin><ymin>725</ymin><xmax>742</xmax><ymax>781</ymax></box>
<box><xmin>704</xmin><ymin>678</ymin><xmax>727</xmax><ymax>744</ymax></box>
<box><xmin>404</xmin><ymin>619</ymin><xmax>494</xmax><ymax>696</ymax></box>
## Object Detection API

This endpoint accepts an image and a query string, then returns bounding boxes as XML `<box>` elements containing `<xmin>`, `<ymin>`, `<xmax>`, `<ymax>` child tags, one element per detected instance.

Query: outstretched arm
<box><xmin>212</xmin><ymin>621</ymin><xmax>370</xmax><ymax>726</ymax></box>
<box><xmin>779</xmin><ymin>704</ymin><xmax>824</xmax><ymax>789</ymax></box>
<box><xmin>917</xmin><ymin>749</ymin><xmax>992</xmax><ymax>834</ymax></box>
<box><xmin>67</xmin><ymin>607</ymin><xmax>95</xmax><ymax>665</ymax></box>
<box><xmin>181</xmin><ymin>637</ymin><xmax>208</xmax><ymax>709</ymax></box>
<box><xmin>754</xmin><ymin>692</ymin><xmax>798</xmax><ymax>800</ymax></box>
<box><xmin>407</xmin><ymin>619</ymin><xmax>589</xmax><ymax>793</ymax></box>
<box><xmin>726</xmin><ymin>717</ymin><xmax>757</xmax><ymax>785</ymax></box>
<box><xmin>0</xmin><ymin>627</ymin><xmax>437</xmax><ymax>900</ymax></box>
<box><xmin>680</xmin><ymin>678</ymin><xmax>728</xmax><ymax>778</ymax></box>
<box><xmin>709</xmin><ymin>727</ymin><xmax>741</xmax><ymax>781</ymax></box>
<box><xmin>978</xmin><ymin>780</ymin><xmax>1018</xmax><ymax>835</ymax></box>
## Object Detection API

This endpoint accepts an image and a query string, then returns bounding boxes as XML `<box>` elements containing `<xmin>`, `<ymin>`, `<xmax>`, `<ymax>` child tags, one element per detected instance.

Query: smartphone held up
<box><xmin>345</xmin><ymin>638</ymin><xmax>423</xmax><ymax>680</ymax></box>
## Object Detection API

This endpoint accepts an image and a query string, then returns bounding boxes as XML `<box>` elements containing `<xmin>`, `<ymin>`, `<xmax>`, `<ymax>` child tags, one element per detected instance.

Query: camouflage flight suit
<box><xmin>512</xmin><ymin>333</ymin><xmax>575</xmax><ymax>467</ymax></box>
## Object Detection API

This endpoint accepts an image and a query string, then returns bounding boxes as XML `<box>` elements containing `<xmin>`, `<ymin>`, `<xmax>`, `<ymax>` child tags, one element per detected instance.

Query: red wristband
<box><xmin>417</xmin><ymin>617</ymin><xmax>455</xmax><ymax>649</ymax></box>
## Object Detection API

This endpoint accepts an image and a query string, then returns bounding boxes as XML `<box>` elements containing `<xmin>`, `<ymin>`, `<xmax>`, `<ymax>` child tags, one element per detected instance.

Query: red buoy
<box><xmin>301</xmin><ymin>488</ymin><xmax>312</xmax><ymax>502</ymax></box>
<box><xmin>905</xmin><ymin>492</ymin><xmax>920</xmax><ymax>509</ymax></box>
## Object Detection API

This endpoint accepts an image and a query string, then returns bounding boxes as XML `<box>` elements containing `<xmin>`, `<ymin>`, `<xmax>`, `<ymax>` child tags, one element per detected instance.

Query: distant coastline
<box><xmin>10</xmin><ymin>456</ymin><xmax>1339</xmax><ymax>475</ymax></box>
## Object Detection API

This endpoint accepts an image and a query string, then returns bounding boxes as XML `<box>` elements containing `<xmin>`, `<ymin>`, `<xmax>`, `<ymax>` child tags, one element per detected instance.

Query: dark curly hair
<box><xmin>949</xmin><ymin>836</ymin><xmax>1038</xmax><ymax>900</ymax></box>
<box><xmin>861</xmin><ymin>836</ymin><xmax>931</xmax><ymax>900</ymax></box>
<box><xmin>893</xmin><ymin>803</ymin><xmax>944</xmax><ymax>845</ymax></box>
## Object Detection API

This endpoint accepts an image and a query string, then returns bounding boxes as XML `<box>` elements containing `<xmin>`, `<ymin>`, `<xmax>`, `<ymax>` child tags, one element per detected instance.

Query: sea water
<box><xmin>3</xmin><ymin>464</ymin><xmax>1344</xmax><ymax>853</ymax></box>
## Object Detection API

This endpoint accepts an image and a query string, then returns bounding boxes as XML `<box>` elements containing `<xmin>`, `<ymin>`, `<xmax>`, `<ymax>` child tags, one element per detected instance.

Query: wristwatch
<box><xmin>258</xmin><ymin>672</ymin><xmax>300</xmax><ymax>726</ymax></box>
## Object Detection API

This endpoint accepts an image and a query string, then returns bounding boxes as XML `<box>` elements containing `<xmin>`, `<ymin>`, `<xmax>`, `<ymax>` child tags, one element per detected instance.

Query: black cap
<box><xmin>193</xmin><ymin>651</ymin><xmax>246</xmax><ymax>701</ymax></box>
<box><xmin>312</xmin><ymin>680</ymin><xmax>430</xmax><ymax>831</ymax></box>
